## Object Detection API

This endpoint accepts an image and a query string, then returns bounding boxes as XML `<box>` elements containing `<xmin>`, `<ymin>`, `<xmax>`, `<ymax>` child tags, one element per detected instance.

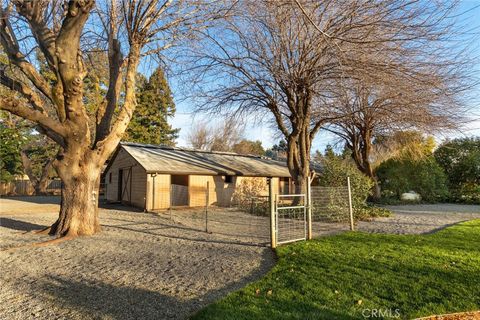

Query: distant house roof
<box><xmin>116</xmin><ymin>142</ymin><xmax>293</xmax><ymax>177</ymax></box>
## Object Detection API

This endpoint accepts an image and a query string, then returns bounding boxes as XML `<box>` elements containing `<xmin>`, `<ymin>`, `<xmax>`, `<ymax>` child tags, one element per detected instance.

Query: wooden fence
<box><xmin>0</xmin><ymin>179</ymin><xmax>62</xmax><ymax>196</ymax></box>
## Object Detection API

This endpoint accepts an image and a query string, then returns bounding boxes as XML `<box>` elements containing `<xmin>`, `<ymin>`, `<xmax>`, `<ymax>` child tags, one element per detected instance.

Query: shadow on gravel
<box><xmin>37</xmin><ymin>249</ymin><xmax>276</xmax><ymax>320</ymax></box>
<box><xmin>0</xmin><ymin>218</ymin><xmax>47</xmax><ymax>232</ymax></box>
<box><xmin>0</xmin><ymin>196</ymin><xmax>60</xmax><ymax>204</ymax></box>
<box><xmin>39</xmin><ymin>276</ymin><xmax>183</xmax><ymax>320</ymax></box>
<box><xmin>103</xmin><ymin>222</ymin><xmax>268</xmax><ymax>248</ymax></box>
<box><xmin>99</xmin><ymin>202</ymin><xmax>144</xmax><ymax>212</ymax></box>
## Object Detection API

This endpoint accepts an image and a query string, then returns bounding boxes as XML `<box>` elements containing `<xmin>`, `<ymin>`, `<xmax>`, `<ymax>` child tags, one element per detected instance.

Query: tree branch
<box><xmin>0</xmin><ymin>96</ymin><xmax>66</xmax><ymax>137</ymax></box>
<box><xmin>14</xmin><ymin>0</ymin><xmax>58</xmax><ymax>71</ymax></box>
<box><xmin>0</xmin><ymin>69</ymin><xmax>46</xmax><ymax>114</ymax></box>
<box><xmin>0</xmin><ymin>6</ymin><xmax>54</xmax><ymax>101</ymax></box>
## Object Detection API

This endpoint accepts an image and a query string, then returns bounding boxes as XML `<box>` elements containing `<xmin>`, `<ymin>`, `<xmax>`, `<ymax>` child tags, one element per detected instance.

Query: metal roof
<box><xmin>119</xmin><ymin>142</ymin><xmax>293</xmax><ymax>177</ymax></box>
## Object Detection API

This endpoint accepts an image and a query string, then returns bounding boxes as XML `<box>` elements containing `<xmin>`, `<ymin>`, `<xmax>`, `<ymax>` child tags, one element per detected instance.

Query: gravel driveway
<box><xmin>2</xmin><ymin>197</ymin><xmax>479</xmax><ymax>319</ymax></box>
<box><xmin>0</xmin><ymin>197</ymin><xmax>275</xmax><ymax>320</ymax></box>
<box><xmin>357</xmin><ymin>203</ymin><xmax>480</xmax><ymax>234</ymax></box>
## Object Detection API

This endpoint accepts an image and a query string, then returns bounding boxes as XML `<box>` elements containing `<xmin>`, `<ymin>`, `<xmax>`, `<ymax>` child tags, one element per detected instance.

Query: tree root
<box><xmin>33</xmin><ymin>226</ymin><xmax>53</xmax><ymax>235</ymax></box>
<box><xmin>1</xmin><ymin>235</ymin><xmax>76</xmax><ymax>252</ymax></box>
<box><xmin>18</xmin><ymin>226</ymin><xmax>52</xmax><ymax>235</ymax></box>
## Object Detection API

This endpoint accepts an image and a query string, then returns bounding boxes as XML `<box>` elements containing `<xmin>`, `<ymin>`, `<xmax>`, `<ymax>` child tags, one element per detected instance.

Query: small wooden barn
<box><xmin>104</xmin><ymin>142</ymin><xmax>296</xmax><ymax>211</ymax></box>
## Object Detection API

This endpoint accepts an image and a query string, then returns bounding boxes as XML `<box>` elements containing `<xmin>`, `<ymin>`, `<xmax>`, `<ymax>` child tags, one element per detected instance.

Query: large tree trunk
<box><xmin>50</xmin><ymin>158</ymin><xmax>102</xmax><ymax>237</ymax></box>
<box><xmin>286</xmin><ymin>121</ymin><xmax>311</xmax><ymax>203</ymax></box>
<box><xmin>350</xmin><ymin>133</ymin><xmax>382</xmax><ymax>200</ymax></box>
<box><xmin>287</xmin><ymin>140</ymin><xmax>309</xmax><ymax>195</ymax></box>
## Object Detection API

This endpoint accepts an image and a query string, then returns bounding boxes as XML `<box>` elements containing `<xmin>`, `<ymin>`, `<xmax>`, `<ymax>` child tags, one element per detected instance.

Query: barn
<box><xmin>104</xmin><ymin>142</ymin><xmax>296</xmax><ymax>211</ymax></box>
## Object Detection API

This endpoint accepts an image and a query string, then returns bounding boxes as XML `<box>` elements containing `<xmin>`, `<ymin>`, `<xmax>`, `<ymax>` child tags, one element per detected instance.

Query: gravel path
<box><xmin>0</xmin><ymin>198</ymin><xmax>275</xmax><ymax>320</ymax></box>
<box><xmin>358</xmin><ymin>204</ymin><xmax>480</xmax><ymax>234</ymax></box>
<box><xmin>1</xmin><ymin>197</ymin><xmax>479</xmax><ymax>319</ymax></box>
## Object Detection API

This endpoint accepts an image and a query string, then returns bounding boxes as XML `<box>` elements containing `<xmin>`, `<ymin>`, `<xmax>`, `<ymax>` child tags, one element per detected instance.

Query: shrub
<box><xmin>355</xmin><ymin>205</ymin><xmax>392</xmax><ymax>221</ymax></box>
<box><xmin>376</xmin><ymin>157</ymin><xmax>449</xmax><ymax>202</ymax></box>
<box><xmin>232</xmin><ymin>177</ymin><xmax>269</xmax><ymax>215</ymax></box>
<box><xmin>434</xmin><ymin>137</ymin><xmax>480</xmax><ymax>204</ymax></box>
<box><xmin>316</xmin><ymin>157</ymin><xmax>387</xmax><ymax>220</ymax></box>
<box><xmin>318</xmin><ymin>157</ymin><xmax>374</xmax><ymax>209</ymax></box>
<box><xmin>449</xmin><ymin>183</ymin><xmax>480</xmax><ymax>204</ymax></box>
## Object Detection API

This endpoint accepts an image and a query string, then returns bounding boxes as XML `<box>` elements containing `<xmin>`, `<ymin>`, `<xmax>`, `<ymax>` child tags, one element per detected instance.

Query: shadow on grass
<box><xmin>0</xmin><ymin>217</ymin><xmax>47</xmax><ymax>232</ymax></box>
<box><xmin>191</xmin><ymin>220</ymin><xmax>480</xmax><ymax>320</ymax></box>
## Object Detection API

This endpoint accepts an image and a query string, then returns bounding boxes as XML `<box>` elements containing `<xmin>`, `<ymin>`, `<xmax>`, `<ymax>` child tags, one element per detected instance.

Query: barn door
<box><xmin>117</xmin><ymin>169</ymin><xmax>123</xmax><ymax>201</ymax></box>
<box><xmin>121</xmin><ymin>167</ymin><xmax>132</xmax><ymax>204</ymax></box>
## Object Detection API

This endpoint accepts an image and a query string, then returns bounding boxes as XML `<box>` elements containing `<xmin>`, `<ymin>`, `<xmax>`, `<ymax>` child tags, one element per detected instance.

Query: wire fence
<box><xmin>310</xmin><ymin>184</ymin><xmax>353</xmax><ymax>238</ymax></box>
<box><xmin>149</xmin><ymin>178</ymin><xmax>354</xmax><ymax>247</ymax></box>
<box><xmin>311</xmin><ymin>186</ymin><xmax>351</xmax><ymax>223</ymax></box>
<box><xmin>275</xmin><ymin>194</ymin><xmax>307</xmax><ymax>245</ymax></box>
<box><xmin>150</xmin><ymin>182</ymin><xmax>271</xmax><ymax>245</ymax></box>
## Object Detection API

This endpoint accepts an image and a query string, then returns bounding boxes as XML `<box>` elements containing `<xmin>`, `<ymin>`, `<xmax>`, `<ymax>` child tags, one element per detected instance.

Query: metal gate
<box><xmin>275</xmin><ymin>194</ymin><xmax>307</xmax><ymax>245</ymax></box>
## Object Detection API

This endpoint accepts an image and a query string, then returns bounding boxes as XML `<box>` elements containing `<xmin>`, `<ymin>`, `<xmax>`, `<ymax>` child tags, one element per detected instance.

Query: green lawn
<box><xmin>193</xmin><ymin>220</ymin><xmax>480</xmax><ymax>320</ymax></box>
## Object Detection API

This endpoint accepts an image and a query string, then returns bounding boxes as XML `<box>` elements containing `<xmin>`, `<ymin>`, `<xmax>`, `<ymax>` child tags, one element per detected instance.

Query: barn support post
<box><xmin>307</xmin><ymin>176</ymin><xmax>312</xmax><ymax>240</ymax></box>
<box><xmin>144</xmin><ymin>180</ymin><xmax>149</xmax><ymax>212</ymax></box>
<box><xmin>347</xmin><ymin>177</ymin><xmax>354</xmax><ymax>231</ymax></box>
<box><xmin>152</xmin><ymin>174</ymin><xmax>156</xmax><ymax>211</ymax></box>
<box><xmin>205</xmin><ymin>181</ymin><xmax>209</xmax><ymax>233</ymax></box>
<box><xmin>169</xmin><ymin>182</ymin><xmax>173</xmax><ymax>220</ymax></box>
<box><xmin>268</xmin><ymin>178</ymin><xmax>276</xmax><ymax>249</ymax></box>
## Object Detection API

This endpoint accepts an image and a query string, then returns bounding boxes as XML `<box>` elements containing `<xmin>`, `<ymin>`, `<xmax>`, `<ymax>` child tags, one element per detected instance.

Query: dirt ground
<box><xmin>0</xmin><ymin>197</ymin><xmax>275</xmax><ymax>320</ymax></box>
<box><xmin>1</xmin><ymin>197</ymin><xmax>479</xmax><ymax>319</ymax></box>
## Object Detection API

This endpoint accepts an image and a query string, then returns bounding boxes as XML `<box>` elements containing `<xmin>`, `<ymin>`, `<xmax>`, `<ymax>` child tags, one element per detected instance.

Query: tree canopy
<box><xmin>232</xmin><ymin>140</ymin><xmax>265</xmax><ymax>156</ymax></box>
<box><xmin>0</xmin><ymin>0</ymin><xmax>223</xmax><ymax>238</ymax></box>
<box><xmin>124</xmin><ymin>68</ymin><xmax>179</xmax><ymax>145</ymax></box>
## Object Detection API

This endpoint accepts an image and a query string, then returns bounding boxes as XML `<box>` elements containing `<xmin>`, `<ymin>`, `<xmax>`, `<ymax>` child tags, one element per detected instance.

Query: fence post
<box><xmin>205</xmin><ymin>181</ymin><xmax>209</xmax><ymax>233</ymax></box>
<box><xmin>269</xmin><ymin>178</ymin><xmax>276</xmax><ymax>248</ymax></box>
<box><xmin>347</xmin><ymin>177</ymin><xmax>354</xmax><ymax>231</ymax></box>
<box><xmin>307</xmin><ymin>176</ymin><xmax>312</xmax><ymax>240</ymax></box>
<box><xmin>169</xmin><ymin>183</ymin><xmax>173</xmax><ymax>219</ymax></box>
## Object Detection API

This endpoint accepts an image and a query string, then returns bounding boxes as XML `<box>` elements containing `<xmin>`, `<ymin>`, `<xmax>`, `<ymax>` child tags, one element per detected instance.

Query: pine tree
<box><xmin>125</xmin><ymin>68</ymin><xmax>179</xmax><ymax>145</ymax></box>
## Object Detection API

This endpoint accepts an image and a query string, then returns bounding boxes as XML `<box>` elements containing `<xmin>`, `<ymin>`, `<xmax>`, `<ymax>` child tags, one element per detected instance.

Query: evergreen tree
<box><xmin>232</xmin><ymin>139</ymin><xmax>265</xmax><ymax>155</ymax></box>
<box><xmin>0</xmin><ymin>116</ymin><xmax>24</xmax><ymax>182</ymax></box>
<box><xmin>125</xmin><ymin>68</ymin><xmax>179</xmax><ymax>145</ymax></box>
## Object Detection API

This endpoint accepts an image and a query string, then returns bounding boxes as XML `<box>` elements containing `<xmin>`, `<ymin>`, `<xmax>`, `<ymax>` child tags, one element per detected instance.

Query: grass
<box><xmin>193</xmin><ymin>220</ymin><xmax>480</xmax><ymax>320</ymax></box>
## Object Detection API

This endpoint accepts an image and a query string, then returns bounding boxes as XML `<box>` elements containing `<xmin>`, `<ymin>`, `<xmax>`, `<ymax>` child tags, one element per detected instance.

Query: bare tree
<box><xmin>187</xmin><ymin>118</ymin><xmax>244</xmax><ymax>151</ymax></box>
<box><xmin>209</xmin><ymin>118</ymin><xmax>243</xmax><ymax>152</ymax></box>
<box><xmin>0</xmin><ymin>0</ymin><xmax>219</xmax><ymax>239</ymax></box>
<box><xmin>324</xmin><ymin>42</ymin><xmax>476</xmax><ymax>198</ymax></box>
<box><xmin>187</xmin><ymin>122</ymin><xmax>210</xmax><ymax>150</ymax></box>
<box><xmin>186</xmin><ymin>0</ymin><xmax>477</xmax><ymax>194</ymax></box>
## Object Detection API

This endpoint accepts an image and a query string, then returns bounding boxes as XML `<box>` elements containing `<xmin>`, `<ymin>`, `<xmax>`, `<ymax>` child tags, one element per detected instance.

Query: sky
<box><xmin>167</xmin><ymin>0</ymin><xmax>480</xmax><ymax>153</ymax></box>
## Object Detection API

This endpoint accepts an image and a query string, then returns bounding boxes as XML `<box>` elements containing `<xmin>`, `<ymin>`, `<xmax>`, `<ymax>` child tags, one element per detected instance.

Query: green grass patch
<box><xmin>193</xmin><ymin>220</ymin><xmax>480</xmax><ymax>320</ymax></box>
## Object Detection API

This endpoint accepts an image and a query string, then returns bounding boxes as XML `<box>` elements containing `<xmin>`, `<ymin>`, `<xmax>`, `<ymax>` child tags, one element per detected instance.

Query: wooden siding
<box><xmin>105</xmin><ymin>148</ymin><xmax>147</xmax><ymax>209</ymax></box>
<box><xmin>188</xmin><ymin>175</ymin><xmax>280</xmax><ymax>207</ymax></box>
<box><xmin>146</xmin><ymin>174</ymin><xmax>170</xmax><ymax>210</ymax></box>
<box><xmin>188</xmin><ymin>175</ymin><xmax>237</xmax><ymax>207</ymax></box>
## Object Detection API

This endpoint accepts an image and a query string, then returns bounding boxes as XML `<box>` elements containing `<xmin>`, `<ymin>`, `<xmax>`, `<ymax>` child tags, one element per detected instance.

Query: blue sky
<box><xmin>167</xmin><ymin>1</ymin><xmax>480</xmax><ymax>153</ymax></box>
